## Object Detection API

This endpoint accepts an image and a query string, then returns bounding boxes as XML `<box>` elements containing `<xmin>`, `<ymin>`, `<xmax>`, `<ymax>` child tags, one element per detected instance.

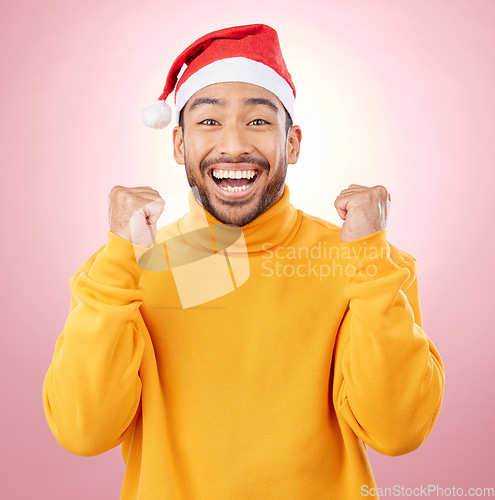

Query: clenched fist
<box><xmin>108</xmin><ymin>185</ymin><xmax>165</xmax><ymax>248</ymax></box>
<box><xmin>334</xmin><ymin>184</ymin><xmax>391</xmax><ymax>243</ymax></box>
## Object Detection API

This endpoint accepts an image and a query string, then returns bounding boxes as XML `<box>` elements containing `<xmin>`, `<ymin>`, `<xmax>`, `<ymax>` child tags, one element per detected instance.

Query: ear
<box><xmin>173</xmin><ymin>126</ymin><xmax>185</xmax><ymax>165</ymax></box>
<box><xmin>286</xmin><ymin>125</ymin><xmax>302</xmax><ymax>165</ymax></box>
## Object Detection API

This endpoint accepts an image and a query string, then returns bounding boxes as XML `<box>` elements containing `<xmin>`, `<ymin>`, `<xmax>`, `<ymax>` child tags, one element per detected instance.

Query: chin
<box><xmin>209</xmin><ymin>198</ymin><xmax>261</xmax><ymax>227</ymax></box>
<box><xmin>187</xmin><ymin>165</ymin><xmax>285</xmax><ymax>227</ymax></box>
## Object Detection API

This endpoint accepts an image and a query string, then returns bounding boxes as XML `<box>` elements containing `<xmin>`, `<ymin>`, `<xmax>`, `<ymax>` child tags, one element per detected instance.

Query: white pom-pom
<box><xmin>142</xmin><ymin>100</ymin><xmax>172</xmax><ymax>129</ymax></box>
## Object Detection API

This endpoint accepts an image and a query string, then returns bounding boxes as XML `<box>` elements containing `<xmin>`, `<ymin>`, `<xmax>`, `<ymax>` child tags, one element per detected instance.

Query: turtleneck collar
<box><xmin>178</xmin><ymin>184</ymin><xmax>301</xmax><ymax>254</ymax></box>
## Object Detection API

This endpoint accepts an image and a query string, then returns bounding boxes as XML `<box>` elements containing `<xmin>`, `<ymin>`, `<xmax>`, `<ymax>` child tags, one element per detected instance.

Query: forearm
<box><xmin>334</xmin><ymin>230</ymin><xmax>445</xmax><ymax>456</ymax></box>
<box><xmin>43</xmin><ymin>231</ymin><xmax>147</xmax><ymax>456</ymax></box>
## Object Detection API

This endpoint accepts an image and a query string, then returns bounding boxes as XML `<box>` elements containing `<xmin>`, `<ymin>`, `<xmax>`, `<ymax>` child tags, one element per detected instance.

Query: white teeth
<box><xmin>212</xmin><ymin>168</ymin><xmax>259</xmax><ymax>194</ymax></box>
<box><xmin>220</xmin><ymin>184</ymin><xmax>249</xmax><ymax>192</ymax></box>
<box><xmin>212</xmin><ymin>169</ymin><xmax>257</xmax><ymax>179</ymax></box>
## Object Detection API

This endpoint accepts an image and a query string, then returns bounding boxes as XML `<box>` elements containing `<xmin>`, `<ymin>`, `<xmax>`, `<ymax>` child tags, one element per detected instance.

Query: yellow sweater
<box><xmin>43</xmin><ymin>184</ymin><xmax>444</xmax><ymax>499</ymax></box>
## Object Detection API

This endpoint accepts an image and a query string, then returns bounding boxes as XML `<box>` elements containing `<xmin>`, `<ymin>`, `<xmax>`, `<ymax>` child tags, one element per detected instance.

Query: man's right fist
<box><xmin>108</xmin><ymin>185</ymin><xmax>165</xmax><ymax>248</ymax></box>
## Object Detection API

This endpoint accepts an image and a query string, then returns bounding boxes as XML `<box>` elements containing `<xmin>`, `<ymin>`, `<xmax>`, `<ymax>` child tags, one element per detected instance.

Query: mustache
<box><xmin>200</xmin><ymin>155</ymin><xmax>270</xmax><ymax>174</ymax></box>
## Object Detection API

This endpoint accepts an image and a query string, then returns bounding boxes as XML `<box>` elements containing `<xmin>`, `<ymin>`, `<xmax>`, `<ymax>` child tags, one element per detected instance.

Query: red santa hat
<box><xmin>142</xmin><ymin>23</ymin><xmax>296</xmax><ymax>129</ymax></box>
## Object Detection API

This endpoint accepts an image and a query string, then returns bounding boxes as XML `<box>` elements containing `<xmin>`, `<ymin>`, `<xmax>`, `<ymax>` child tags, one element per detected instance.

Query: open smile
<box><xmin>207</xmin><ymin>164</ymin><xmax>263</xmax><ymax>199</ymax></box>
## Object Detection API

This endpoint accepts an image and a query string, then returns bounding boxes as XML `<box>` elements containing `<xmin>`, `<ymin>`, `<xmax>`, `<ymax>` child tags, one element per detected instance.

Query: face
<box><xmin>173</xmin><ymin>82</ymin><xmax>302</xmax><ymax>227</ymax></box>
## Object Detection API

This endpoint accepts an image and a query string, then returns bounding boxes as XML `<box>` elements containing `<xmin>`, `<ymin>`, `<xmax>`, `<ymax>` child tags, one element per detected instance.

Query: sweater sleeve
<box><xmin>42</xmin><ymin>231</ymin><xmax>148</xmax><ymax>457</ymax></box>
<box><xmin>332</xmin><ymin>229</ymin><xmax>445</xmax><ymax>456</ymax></box>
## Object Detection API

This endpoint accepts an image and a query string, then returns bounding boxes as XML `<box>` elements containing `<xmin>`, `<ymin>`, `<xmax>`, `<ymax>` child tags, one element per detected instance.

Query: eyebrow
<box><xmin>188</xmin><ymin>96</ymin><xmax>280</xmax><ymax>114</ymax></box>
<box><xmin>244</xmin><ymin>97</ymin><xmax>279</xmax><ymax>113</ymax></box>
<box><xmin>189</xmin><ymin>97</ymin><xmax>227</xmax><ymax>111</ymax></box>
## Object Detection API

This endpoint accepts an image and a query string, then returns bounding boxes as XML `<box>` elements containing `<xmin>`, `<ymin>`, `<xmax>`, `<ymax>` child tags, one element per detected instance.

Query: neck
<box><xmin>192</xmin><ymin>185</ymin><xmax>286</xmax><ymax>228</ymax></box>
<box><xmin>179</xmin><ymin>184</ymin><xmax>300</xmax><ymax>253</ymax></box>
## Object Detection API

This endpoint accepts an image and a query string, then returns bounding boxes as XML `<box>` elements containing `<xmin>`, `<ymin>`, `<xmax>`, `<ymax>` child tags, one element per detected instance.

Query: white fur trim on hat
<box><xmin>142</xmin><ymin>100</ymin><xmax>172</xmax><ymax>129</ymax></box>
<box><xmin>175</xmin><ymin>57</ymin><xmax>295</xmax><ymax>123</ymax></box>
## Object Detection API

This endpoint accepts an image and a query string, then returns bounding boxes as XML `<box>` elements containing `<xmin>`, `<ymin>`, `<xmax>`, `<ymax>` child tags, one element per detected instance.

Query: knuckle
<box><xmin>364</xmin><ymin>190</ymin><xmax>375</xmax><ymax>202</ymax></box>
<box><xmin>129</xmin><ymin>193</ymin><xmax>142</xmax><ymax>204</ymax></box>
<box><xmin>111</xmin><ymin>186</ymin><xmax>128</xmax><ymax>198</ymax></box>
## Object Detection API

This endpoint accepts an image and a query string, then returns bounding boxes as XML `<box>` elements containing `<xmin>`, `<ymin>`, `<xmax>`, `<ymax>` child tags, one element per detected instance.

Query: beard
<box><xmin>184</xmin><ymin>149</ymin><xmax>288</xmax><ymax>227</ymax></box>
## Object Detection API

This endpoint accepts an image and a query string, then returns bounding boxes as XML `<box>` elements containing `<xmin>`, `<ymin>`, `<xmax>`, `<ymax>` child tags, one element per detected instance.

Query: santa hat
<box><xmin>142</xmin><ymin>23</ymin><xmax>296</xmax><ymax>129</ymax></box>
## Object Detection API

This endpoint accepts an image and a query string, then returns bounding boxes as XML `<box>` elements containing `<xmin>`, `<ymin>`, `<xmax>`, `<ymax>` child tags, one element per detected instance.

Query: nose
<box><xmin>216</xmin><ymin>123</ymin><xmax>254</xmax><ymax>158</ymax></box>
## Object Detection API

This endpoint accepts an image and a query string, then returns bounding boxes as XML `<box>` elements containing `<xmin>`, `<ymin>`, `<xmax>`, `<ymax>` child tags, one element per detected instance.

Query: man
<box><xmin>43</xmin><ymin>24</ymin><xmax>445</xmax><ymax>499</ymax></box>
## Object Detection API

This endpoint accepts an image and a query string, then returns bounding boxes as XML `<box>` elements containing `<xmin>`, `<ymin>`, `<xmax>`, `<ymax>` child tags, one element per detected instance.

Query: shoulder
<box><xmin>156</xmin><ymin>219</ymin><xmax>182</xmax><ymax>242</ymax></box>
<box><xmin>297</xmin><ymin>209</ymin><xmax>340</xmax><ymax>233</ymax></box>
<box><xmin>298</xmin><ymin>207</ymin><xmax>419</xmax><ymax>271</ymax></box>
<box><xmin>298</xmin><ymin>209</ymin><xmax>341</xmax><ymax>232</ymax></box>
<box><xmin>388</xmin><ymin>240</ymin><xmax>418</xmax><ymax>287</ymax></box>
<box><xmin>69</xmin><ymin>242</ymin><xmax>106</xmax><ymax>284</ymax></box>
<box><xmin>69</xmin><ymin>218</ymin><xmax>182</xmax><ymax>282</ymax></box>
<box><xmin>388</xmin><ymin>241</ymin><xmax>417</xmax><ymax>266</ymax></box>
<box><xmin>291</xmin><ymin>208</ymin><xmax>342</xmax><ymax>246</ymax></box>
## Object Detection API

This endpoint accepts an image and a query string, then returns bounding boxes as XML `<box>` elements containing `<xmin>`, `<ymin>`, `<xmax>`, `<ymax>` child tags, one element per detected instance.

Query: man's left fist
<box><xmin>334</xmin><ymin>184</ymin><xmax>391</xmax><ymax>243</ymax></box>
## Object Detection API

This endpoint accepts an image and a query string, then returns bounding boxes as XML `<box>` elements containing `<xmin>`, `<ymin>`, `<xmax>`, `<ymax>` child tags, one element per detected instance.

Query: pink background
<box><xmin>1</xmin><ymin>0</ymin><xmax>494</xmax><ymax>497</ymax></box>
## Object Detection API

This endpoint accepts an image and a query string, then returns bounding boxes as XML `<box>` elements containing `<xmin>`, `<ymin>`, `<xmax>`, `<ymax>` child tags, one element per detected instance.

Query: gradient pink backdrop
<box><xmin>1</xmin><ymin>0</ymin><xmax>494</xmax><ymax>498</ymax></box>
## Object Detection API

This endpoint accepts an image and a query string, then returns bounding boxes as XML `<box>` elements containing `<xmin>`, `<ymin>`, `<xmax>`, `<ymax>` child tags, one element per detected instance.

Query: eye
<box><xmin>250</xmin><ymin>119</ymin><xmax>269</xmax><ymax>126</ymax></box>
<box><xmin>199</xmin><ymin>119</ymin><xmax>218</xmax><ymax>126</ymax></box>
